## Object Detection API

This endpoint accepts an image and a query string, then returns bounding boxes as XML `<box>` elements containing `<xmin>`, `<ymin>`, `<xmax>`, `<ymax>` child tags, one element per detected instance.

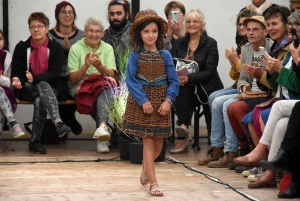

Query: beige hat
<box><xmin>130</xmin><ymin>9</ymin><xmax>168</xmax><ymax>38</ymax></box>
<box><xmin>243</xmin><ymin>15</ymin><xmax>267</xmax><ymax>28</ymax></box>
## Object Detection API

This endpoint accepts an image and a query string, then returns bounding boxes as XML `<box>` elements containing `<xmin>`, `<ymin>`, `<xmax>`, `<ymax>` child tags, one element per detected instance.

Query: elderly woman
<box><xmin>48</xmin><ymin>1</ymin><xmax>85</xmax><ymax>136</ymax></box>
<box><xmin>11</xmin><ymin>12</ymin><xmax>71</xmax><ymax>154</ymax></box>
<box><xmin>170</xmin><ymin>9</ymin><xmax>223</xmax><ymax>153</ymax></box>
<box><xmin>164</xmin><ymin>1</ymin><xmax>186</xmax><ymax>45</ymax></box>
<box><xmin>68</xmin><ymin>16</ymin><xmax>116</xmax><ymax>154</ymax></box>
<box><xmin>233</xmin><ymin>9</ymin><xmax>300</xmax><ymax>189</ymax></box>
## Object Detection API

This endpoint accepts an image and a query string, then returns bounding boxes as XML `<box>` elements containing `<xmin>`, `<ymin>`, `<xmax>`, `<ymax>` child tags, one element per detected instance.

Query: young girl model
<box><xmin>122</xmin><ymin>10</ymin><xmax>179</xmax><ymax>196</ymax></box>
<box><xmin>0</xmin><ymin>30</ymin><xmax>25</xmax><ymax>151</ymax></box>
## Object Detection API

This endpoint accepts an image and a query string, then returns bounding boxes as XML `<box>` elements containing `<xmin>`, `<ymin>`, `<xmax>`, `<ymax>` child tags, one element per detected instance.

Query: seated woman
<box><xmin>48</xmin><ymin>1</ymin><xmax>85</xmax><ymax>136</ymax></box>
<box><xmin>164</xmin><ymin>1</ymin><xmax>186</xmax><ymax>45</ymax></box>
<box><xmin>234</xmin><ymin>11</ymin><xmax>300</xmax><ymax>189</ymax></box>
<box><xmin>11</xmin><ymin>12</ymin><xmax>71</xmax><ymax>154</ymax></box>
<box><xmin>170</xmin><ymin>8</ymin><xmax>223</xmax><ymax>153</ymax></box>
<box><xmin>197</xmin><ymin>9</ymin><xmax>255</xmax><ymax>167</ymax></box>
<box><xmin>0</xmin><ymin>29</ymin><xmax>25</xmax><ymax>151</ymax></box>
<box><xmin>260</xmin><ymin>100</ymin><xmax>300</xmax><ymax>199</ymax></box>
<box><xmin>68</xmin><ymin>16</ymin><xmax>116</xmax><ymax>154</ymax></box>
<box><xmin>227</xmin><ymin>6</ymin><xmax>290</xmax><ymax>160</ymax></box>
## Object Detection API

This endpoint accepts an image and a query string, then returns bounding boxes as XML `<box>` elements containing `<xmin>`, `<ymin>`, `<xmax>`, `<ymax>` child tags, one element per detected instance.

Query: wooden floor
<box><xmin>0</xmin><ymin>133</ymin><xmax>296</xmax><ymax>201</ymax></box>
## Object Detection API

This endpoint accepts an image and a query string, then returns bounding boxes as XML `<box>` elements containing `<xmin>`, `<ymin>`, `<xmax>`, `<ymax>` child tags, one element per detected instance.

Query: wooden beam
<box><xmin>3</xmin><ymin>0</ymin><xmax>9</xmax><ymax>51</ymax></box>
<box><xmin>131</xmin><ymin>0</ymin><xmax>140</xmax><ymax>21</ymax></box>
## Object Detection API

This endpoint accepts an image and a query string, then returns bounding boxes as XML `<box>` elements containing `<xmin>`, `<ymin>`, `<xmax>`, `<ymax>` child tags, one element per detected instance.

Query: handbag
<box><xmin>173</xmin><ymin>58</ymin><xmax>199</xmax><ymax>74</ymax></box>
<box><xmin>237</xmin><ymin>91</ymin><xmax>270</xmax><ymax>99</ymax></box>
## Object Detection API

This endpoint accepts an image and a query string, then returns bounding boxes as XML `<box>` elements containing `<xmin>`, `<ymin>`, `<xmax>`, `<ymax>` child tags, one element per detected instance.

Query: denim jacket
<box><xmin>126</xmin><ymin>50</ymin><xmax>179</xmax><ymax>106</ymax></box>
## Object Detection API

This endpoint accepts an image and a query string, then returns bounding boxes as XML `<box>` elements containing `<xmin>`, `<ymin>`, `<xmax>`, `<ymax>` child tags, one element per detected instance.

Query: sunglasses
<box><xmin>110</xmin><ymin>0</ymin><xmax>127</xmax><ymax>4</ymax></box>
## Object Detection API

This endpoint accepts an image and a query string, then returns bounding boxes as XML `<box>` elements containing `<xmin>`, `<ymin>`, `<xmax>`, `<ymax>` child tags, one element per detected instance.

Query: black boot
<box><xmin>56</xmin><ymin>122</ymin><xmax>72</xmax><ymax>138</ymax></box>
<box><xmin>259</xmin><ymin>148</ymin><xmax>291</xmax><ymax>171</ymax></box>
<box><xmin>29</xmin><ymin>141</ymin><xmax>46</xmax><ymax>154</ymax></box>
<box><xmin>278</xmin><ymin>182</ymin><xmax>300</xmax><ymax>198</ymax></box>
<box><xmin>64</xmin><ymin>116</ymin><xmax>82</xmax><ymax>135</ymax></box>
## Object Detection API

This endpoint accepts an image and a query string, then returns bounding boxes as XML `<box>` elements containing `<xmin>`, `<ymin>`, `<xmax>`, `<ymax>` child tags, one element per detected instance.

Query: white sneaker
<box><xmin>248</xmin><ymin>171</ymin><xmax>265</xmax><ymax>182</ymax></box>
<box><xmin>97</xmin><ymin>141</ymin><xmax>110</xmax><ymax>153</ymax></box>
<box><xmin>93</xmin><ymin>125</ymin><xmax>111</xmax><ymax>141</ymax></box>
<box><xmin>242</xmin><ymin>167</ymin><xmax>260</xmax><ymax>177</ymax></box>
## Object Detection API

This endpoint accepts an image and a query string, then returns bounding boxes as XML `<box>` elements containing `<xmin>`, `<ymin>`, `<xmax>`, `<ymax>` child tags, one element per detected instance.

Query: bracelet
<box><xmin>164</xmin><ymin>99</ymin><xmax>172</xmax><ymax>105</ymax></box>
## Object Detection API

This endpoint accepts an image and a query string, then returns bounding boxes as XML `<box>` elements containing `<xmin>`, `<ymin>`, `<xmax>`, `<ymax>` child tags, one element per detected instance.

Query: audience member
<box><xmin>170</xmin><ymin>9</ymin><xmax>223</xmax><ymax>154</ymax></box>
<box><xmin>0</xmin><ymin>29</ymin><xmax>25</xmax><ymax>152</ymax></box>
<box><xmin>11</xmin><ymin>12</ymin><xmax>72</xmax><ymax>154</ymax></box>
<box><xmin>48</xmin><ymin>1</ymin><xmax>85</xmax><ymax>137</ymax></box>
<box><xmin>68</xmin><ymin>16</ymin><xmax>116</xmax><ymax>153</ymax></box>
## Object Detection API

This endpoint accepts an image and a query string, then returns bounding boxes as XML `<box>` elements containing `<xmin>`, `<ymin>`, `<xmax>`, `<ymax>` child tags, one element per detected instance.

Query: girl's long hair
<box><xmin>131</xmin><ymin>21</ymin><xmax>164</xmax><ymax>52</ymax></box>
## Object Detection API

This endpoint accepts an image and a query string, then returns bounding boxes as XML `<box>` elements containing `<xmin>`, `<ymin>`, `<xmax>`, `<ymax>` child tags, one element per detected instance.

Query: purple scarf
<box><xmin>0</xmin><ymin>49</ymin><xmax>17</xmax><ymax>112</ymax></box>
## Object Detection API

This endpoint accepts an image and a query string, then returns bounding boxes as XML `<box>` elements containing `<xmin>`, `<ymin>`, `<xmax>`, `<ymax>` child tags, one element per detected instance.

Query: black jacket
<box><xmin>171</xmin><ymin>31</ymin><xmax>223</xmax><ymax>96</ymax></box>
<box><xmin>11</xmin><ymin>36</ymin><xmax>69</xmax><ymax>101</ymax></box>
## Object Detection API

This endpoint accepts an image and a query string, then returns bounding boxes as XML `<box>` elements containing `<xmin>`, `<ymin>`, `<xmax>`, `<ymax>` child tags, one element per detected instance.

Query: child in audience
<box><xmin>0</xmin><ymin>29</ymin><xmax>25</xmax><ymax>151</ymax></box>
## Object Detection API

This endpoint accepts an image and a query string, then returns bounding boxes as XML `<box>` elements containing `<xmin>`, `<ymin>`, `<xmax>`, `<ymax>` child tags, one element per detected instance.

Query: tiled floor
<box><xmin>0</xmin><ymin>134</ymin><xmax>296</xmax><ymax>201</ymax></box>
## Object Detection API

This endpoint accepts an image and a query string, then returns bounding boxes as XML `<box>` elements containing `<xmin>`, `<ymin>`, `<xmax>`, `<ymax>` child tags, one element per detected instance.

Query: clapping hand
<box><xmin>26</xmin><ymin>71</ymin><xmax>33</xmax><ymax>83</ymax></box>
<box><xmin>225</xmin><ymin>47</ymin><xmax>239</xmax><ymax>68</ymax></box>
<box><xmin>12</xmin><ymin>77</ymin><xmax>22</xmax><ymax>89</ymax></box>
<box><xmin>62</xmin><ymin>35</ymin><xmax>70</xmax><ymax>50</ymax></box>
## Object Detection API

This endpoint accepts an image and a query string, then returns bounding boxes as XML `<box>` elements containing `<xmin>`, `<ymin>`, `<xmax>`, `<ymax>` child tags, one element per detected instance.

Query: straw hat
<box><xmin>130</xmin><ymin>9</ymin><xmax>168</xmax><ymax>38</ymax></box>
<box><xmin>243</xmin><ymin>15</ymin><xmax>267</xmax><ymax>28</ymax></box>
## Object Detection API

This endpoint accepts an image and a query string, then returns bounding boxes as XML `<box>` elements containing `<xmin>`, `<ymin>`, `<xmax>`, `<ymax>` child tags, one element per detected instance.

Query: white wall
<box><xmin>8</xmin><ymin>0</ymin><xmax>289</xmax><ymax>129</ymax></box>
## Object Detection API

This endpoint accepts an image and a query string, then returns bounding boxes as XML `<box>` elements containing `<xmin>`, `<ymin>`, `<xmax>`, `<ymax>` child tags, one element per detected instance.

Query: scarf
<box><xmin>0</xmin><ymin>49</ymin><xmax>17</xmax><ymax>112</ymax></box>
<box><xmin>107</xmin><ymin>21</ymin><xmax>131</xmax><ymax>47</ymax></box>
<box><xmin>29</xmin><ymin>37</ymin><xmax>49</xmax><ymax>75</ymax></box>
<box><xmin>273</xmin><ymin>35</ymin><xmax>289</xmax><ymax>53</ymax></box>
<box><xmin>250</xmin><ymin>0</ymin><xmax>272</xmax><ymax>15</ymax></box>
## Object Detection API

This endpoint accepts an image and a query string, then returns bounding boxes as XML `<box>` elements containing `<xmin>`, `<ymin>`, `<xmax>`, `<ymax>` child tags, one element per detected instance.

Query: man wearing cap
<box><xmin>102</xmin><ymin>0</ymin><xmax>131</xmax><ymax>70</ymax></box>
<box><xmin>198</xmin><ymin>15</ymin><xmax>274</xmax><ymax>168</ymax></box>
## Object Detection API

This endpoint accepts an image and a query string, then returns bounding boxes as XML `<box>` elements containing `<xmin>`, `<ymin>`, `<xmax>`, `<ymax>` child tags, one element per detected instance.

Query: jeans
<box><xmin>210</xmin><ymin>95</ymin><xmax>239</xmax><ymax>153</ymax></box>
<box><xmin>208</xmin><ymin>87</ymin><xmax>237</xmax><ymax>111</ymax></box>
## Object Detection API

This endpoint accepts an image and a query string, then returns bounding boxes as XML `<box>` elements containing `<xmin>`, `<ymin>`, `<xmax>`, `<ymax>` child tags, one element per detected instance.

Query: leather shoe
<box><xmin>248</xmin><ymin>178</ymin><xmax>277</xmax><ymax>188</ymax></box>
<box><xmin>170</xmin><ymin>140</ymin><xmax>189</xmax><ymax>154</ymax></box>
<box><xmin>259</xmin><ymin>148</ymin><xmax>291</xmax><ymax>171</ymax></box>
<box><xmin>278</xmin><ymin>182</ymin><xmax>300</xmax><ymax>198</ymax></box>
<box><xmin>233</xmin><ymin>156</ymin><xmax>260</xmax><ymax>166</ymax></box>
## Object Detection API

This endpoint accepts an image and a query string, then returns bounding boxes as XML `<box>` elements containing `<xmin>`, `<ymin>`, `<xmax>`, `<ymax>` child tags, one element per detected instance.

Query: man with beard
<box><xmin>102</xmin><ymin>0</ymin><xmax>131</xmax><ymax>70</ymax></box>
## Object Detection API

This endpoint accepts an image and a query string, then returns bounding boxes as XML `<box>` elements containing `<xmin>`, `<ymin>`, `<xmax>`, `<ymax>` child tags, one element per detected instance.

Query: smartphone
<box><xmin>291</xmin><ymin>28</ymin><xmax>299</xmax><ymax>48</ymax></box>
<box><xmin>171</xmin><ymin>11</ymin><xmax>180</xmax><ymax>23</ymax></box>
<box><xmin>259</xmin><ymin>46</ymin><xmax>270</xmax><ymax>59</ymax></box>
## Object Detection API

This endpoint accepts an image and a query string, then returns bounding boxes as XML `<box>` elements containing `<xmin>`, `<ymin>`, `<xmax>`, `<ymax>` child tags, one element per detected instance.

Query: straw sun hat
<box><xmin>130</xmin><ymin>9</ymin><xmax>168</xmax><ymax>38</ymax></box>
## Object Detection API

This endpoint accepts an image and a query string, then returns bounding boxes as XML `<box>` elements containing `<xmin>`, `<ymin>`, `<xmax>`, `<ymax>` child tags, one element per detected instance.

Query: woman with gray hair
<box><xmin>68</xmin><ymin>16</ymin><xmax>117</xmax><ymax>153</ymax></box>
<box><xmin>170</xmin><ymin>8</ymin><xmax>223</xmax><ymax>153</ymax></box>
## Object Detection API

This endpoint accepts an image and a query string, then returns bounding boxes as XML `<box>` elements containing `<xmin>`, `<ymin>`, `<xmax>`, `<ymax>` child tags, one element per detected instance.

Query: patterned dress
<box><xmin>122</xmin><ymin>51</ymin><xmax>171</xmax><ymax>138</ymax></box>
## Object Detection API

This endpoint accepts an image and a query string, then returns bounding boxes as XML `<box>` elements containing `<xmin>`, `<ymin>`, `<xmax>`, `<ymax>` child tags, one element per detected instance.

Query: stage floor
<box><xmin>0</xmin><ymin>138</ymin><xmax>293</xmax><ymax>201</ymax></box>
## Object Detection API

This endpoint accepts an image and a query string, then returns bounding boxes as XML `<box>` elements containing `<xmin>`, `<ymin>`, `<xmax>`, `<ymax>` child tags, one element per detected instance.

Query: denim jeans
<box><xmin>208</xmin><ymin>87</ymin><xmax>237</xmax><ymax>111</ymax></box>
<box><xmin>210</xmin><ymin>95</ymin><xmax>239</xmax><ymax>153</ymax></box>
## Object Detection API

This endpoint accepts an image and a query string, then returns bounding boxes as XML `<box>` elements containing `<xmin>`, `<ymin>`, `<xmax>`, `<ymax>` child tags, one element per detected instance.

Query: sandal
<box><xmin>140</xmin><ymin>160</ymin><xmax>149</xmax><ymax>186</ymax></box>
<box><xmin>149</xmin><ymin>183</ymin><xmax>163</xmax><ymax>196</ymax></box>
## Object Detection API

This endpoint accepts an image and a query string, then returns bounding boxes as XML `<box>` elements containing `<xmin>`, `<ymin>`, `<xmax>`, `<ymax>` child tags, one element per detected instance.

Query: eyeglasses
<box><xmin>60</xmin><ymin>10</ymin><xmax>74</xmax><ymax>16</ymax></box>
<box><xmin>185</xmin><ymin>20</ymin><xmax>202</xmax><ymax>24</ymax></box>
<box><xmin>29</xmin><ymin>25</ymin><xmax>46</xmax><ymax>30</ymax></box>
<box><xmin>246</xmin><ymin>28</ymin><xmax>265</xmax><ymax>33</ymax></box>
<box><xmin>237</xmin><ymin>23</ymin><xmax>245</xmax><ymax>27</ymax></box>
<box><xmin>286</xmin><ymin>23</ymin><xmax>299</xmax><ymax>29</ymax></box>
<box><xmin>110</xmin><ymin>0</ymin><xmax>126</xmax><ymax>4</ymax></box>
<box><xmin>87</xmin><ymin>29</ymin><xmax>103</xmax><ymax>35</ymax></box>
